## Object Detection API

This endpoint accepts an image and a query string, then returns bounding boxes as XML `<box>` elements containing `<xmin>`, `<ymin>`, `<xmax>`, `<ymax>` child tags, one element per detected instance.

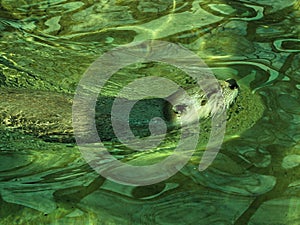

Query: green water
<box><xmin>0</xmin><ymin>0</ymin><xmax>300</xmax><ymax>224</ymax></box>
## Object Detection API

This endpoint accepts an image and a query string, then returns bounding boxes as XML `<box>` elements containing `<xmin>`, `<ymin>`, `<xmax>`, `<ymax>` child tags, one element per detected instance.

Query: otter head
<box><xmin>166</xmin><ymin>78</ymin><xmax>239</xmax><ymax>126</ymax></box>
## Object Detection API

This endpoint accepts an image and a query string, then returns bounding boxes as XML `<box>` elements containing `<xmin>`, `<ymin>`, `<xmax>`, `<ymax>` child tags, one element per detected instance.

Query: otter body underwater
<box><xmin>0</xmin><ymin>78</ymin><xmax>245</xmax><ymax>143</ymax></box>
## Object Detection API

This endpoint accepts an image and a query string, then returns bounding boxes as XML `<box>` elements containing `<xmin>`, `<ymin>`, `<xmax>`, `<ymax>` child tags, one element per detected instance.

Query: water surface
<box><xmin>0</xmin><ymin>0</ymin><xmax>300</xmax><ymax>224</ymax></box>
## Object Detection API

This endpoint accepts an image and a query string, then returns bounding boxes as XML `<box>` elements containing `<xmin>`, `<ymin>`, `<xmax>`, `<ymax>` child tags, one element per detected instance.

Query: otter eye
<box><xmin>226</xmin><ymin>79</ymin><xmax>239</xmax><ymax>90</ymax></box>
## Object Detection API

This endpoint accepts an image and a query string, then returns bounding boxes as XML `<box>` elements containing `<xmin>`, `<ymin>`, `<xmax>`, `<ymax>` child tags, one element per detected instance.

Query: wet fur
<box><xmin>164</xmin><ymin>79</ymin><xmax>239</xmax><ymax>126</ymax></box>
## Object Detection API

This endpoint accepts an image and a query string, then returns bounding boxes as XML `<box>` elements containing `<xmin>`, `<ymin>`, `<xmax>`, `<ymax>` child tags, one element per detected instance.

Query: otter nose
<box><xmin>226</xmin><ymin>79</ymin><xmax>239</xmax><ymax>90</ymax></box>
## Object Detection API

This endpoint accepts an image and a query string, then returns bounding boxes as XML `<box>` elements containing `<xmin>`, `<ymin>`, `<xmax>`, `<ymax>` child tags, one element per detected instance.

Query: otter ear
<box><xmin>173</xmin><ymin>104</ymin><xmax>187</xmax><ymax>114</ymax></box>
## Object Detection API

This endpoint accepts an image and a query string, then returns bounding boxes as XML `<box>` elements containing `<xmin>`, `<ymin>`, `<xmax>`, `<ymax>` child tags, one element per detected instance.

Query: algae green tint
<box><xmin>72</xmin><ymin>40</ymin><xmax>226</xmax><ymax>186</ymax></box>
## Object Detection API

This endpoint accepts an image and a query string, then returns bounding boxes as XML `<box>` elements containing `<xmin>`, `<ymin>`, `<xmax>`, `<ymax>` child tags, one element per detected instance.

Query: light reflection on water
<box><xmin>0</xmin><ymin>0</ymin><xmax>299</xmax><ymax>224</ymax></box>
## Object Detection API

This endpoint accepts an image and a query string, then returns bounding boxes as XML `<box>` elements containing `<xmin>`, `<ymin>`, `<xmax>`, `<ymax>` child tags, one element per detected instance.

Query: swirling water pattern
<box><xmin>0</xmin><ymin>0</ymin><xmax>299</xmax><ymax>224</ymax></box>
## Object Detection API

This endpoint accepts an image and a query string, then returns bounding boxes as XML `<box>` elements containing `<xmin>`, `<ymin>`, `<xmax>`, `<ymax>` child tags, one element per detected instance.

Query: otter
<box><xmin>0</xmin><ymin>79</ymin><xmax>239</xmax><ymax>142</ymax></box>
